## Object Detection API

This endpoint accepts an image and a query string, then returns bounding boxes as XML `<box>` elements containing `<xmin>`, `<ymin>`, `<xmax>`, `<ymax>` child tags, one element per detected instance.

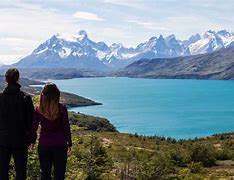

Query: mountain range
<box><xmin>116</xmin><ymin>47</ymin><xmax>234</xmax><ymax>80</ymax></box>
<box><xmin>6</xmin><ymin>29</ymin><xmax>234</xmax><ymax>70</ymax></box>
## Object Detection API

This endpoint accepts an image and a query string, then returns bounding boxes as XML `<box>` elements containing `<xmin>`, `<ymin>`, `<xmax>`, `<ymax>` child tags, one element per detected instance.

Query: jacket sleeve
<box><xmin>61</xmin><ymin>105</ymin><xmax>72</xmax><ymax>147</ymax></box>
<box><xmin>24</xmin><ymin>95</ymin><xmax>34</xmax><ymax>133</ymax></box>
<box><xmin>29</xmin><ymin>110</ymin><xmax>40</xmax><ymax>144</ymax></box>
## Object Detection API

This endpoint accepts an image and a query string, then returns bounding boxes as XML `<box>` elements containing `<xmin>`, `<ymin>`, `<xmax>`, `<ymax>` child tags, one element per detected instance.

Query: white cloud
<box><xmin>73</xmin><ymin>11</ymin><xmax>104</xmax><ymax>21</ymax></box>
<box><xmin>103</xmin><ymin>0</ymin><xmax>145</xmax><ymax>9</ymax></box>
<box><xmin>126</xmin><ymin>19</ymin><xmax>170</xmax><ymax>31</ymax></box>
<box><xmin>164</xmin><ymin>16</ymin><xmax>225</xmax><ymax>39</ymax></box>
<box><xmin>0</xmin><ymin>7</ymin><xmax>78</xmax><ymax>40</ymax></box>
<box><xmin>0</xmin><ymin>55</ymin><xmax>23</xmax><ymax>65</ymax></box>
<box><xmin>0</xmin><ymin>4</ymin><xmax>81</xmax><ymax>64</ymax></box>
<box><xmin>0</xmin><ymin>37</ymin><xmax>39</xmax><ymax>48</ymax></box>
<box><xmin>0</xmin><ymin>3</ymin><xmax>128</xmax><ymax>64</ymax></box>
<box><xmin>90</xmin><ymin>27</ymin><xmax>131</xmax><ymax>45</ymax></box>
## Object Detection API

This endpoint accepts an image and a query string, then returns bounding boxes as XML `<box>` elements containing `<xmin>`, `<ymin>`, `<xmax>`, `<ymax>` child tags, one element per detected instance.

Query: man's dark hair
<box><xmin>5</xmin><ymin>68</ymin><xmax>20</xmax><ymax>84</ymax></box>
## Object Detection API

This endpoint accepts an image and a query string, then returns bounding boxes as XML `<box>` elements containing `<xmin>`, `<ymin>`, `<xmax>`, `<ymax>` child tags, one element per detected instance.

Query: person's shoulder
<box><xmin>0</xmin><ymin>93</ymin><xmax>4</xmax><ymax>108</ymax></box>
<box><xmin>0</xmin><ymin>91</ymin><xmax>5</xmax><ymax>98</ymax></box>
<box><xmin>59</xmin><ymin>103</ymin><xmax>67</xmax><ymax>109</ymax></box>
<box><xmin>0</xmin><ymin>92</ymin><xmax>3</xmax><ymax>100</ymax></box>
<box><xmin>34</xmin><ymin>106</ymin><xmax>40</xmax><ymax>115</ymax></box>
<box><xmin>20</xmin><ymin>91</ymin><xmax>31</xmax><ymax>98</ymax></box>
<box><xmin>59</xmin><ymin>103</ymin><xmax>68</xmax><ymax>113</ymax></box>
<box><xmin>20</xmin><ymin>91</ymin><xmax>32</xmax><ymax>101</ymax></box>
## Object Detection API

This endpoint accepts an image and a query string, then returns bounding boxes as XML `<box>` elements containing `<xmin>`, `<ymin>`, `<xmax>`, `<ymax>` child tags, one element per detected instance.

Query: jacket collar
<box><xmin>3</xmin><ymin>83</ymin><xmax>21</xmax><ymax>94</ymax></box>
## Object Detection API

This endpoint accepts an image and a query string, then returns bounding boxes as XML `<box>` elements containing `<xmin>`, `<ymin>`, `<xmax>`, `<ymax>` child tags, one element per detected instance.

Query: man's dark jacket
<box><xmin>0</xmin><ymin>83</ymin><xmax>34</xmax><ymax>148</ymax></box>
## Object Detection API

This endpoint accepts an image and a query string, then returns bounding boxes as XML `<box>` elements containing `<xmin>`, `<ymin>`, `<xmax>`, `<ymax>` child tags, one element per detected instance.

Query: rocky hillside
<box><xmin>1</xmin><ymin>68</ymin><xmax>104</xmax><ymax>80</ymax></box>
<box><xmin>116</xmin><ymin>47</ymin><xmax>234</xmax><ymax>80</ymax></box>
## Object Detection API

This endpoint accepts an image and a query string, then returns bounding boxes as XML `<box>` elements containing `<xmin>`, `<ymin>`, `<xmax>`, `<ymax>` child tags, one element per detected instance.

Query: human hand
<box><xmin>28</xmin><ymin>144</ymin><xmax>35</xmax><ymax>152</ymax></box>
<box><xmin>67</xmin><ymin>146</ymin><xmax>72</xmax><ymax>156</ymax></box>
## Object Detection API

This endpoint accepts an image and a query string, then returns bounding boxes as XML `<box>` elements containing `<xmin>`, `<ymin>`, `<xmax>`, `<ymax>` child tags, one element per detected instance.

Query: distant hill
<box><xmin>3</xmin><ymin>29</ymin><xmax>234</xmax><ymax>71</ymax></box>
<box><xmin>116</xmin><ymin>48</ymin><xmax>234</xmax><ymax>80</ymax></box>
<box><xmin>0</xmin><ymin>67</ymin><xmax>107</xmax><ymax>80</ymax></box>
<box><xmin>68</xmin><ymin>111</ymin><xmax>117</xmax><ymax>132</ymax></box>
<box><xmin>0</xmin><ymin>75</ymin><xmax>101</xmax><ymax>107</ymax></box>
<box><xmin>0</xmin><ymin>75</ymin><xmax>43</xmax><ymax>87</ymax></box>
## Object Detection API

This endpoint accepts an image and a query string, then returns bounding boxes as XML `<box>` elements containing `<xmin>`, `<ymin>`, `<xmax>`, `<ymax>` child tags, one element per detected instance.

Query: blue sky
<box><xmin>0</xmin><ymin>0</ymin><xmax>234</xmax><ymax>64</ymax></box>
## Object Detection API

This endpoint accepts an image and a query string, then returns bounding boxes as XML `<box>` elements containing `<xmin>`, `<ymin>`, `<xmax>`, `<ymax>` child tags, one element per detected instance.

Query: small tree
<box><xmin>136</xmin><ymin>154</ymin><xmax>174</xmax><ymax>180</ymax></box>
<box><xmin>82</xmin><ymin>136</ymin><xmax>113</xmax><ymax>180</ymax></box>
<box><xmin>190</xmin><ymin>144</ymin><xmax>216</xmax><ymax>167</ymax></box>
<box><xmin>170</xmin><ymin>148</ymin><xmax>191</xmax><ymax>167</ymax></box>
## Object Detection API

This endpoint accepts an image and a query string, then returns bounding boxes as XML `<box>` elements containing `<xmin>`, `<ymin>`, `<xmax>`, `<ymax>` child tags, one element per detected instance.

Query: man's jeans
<box><xmin>0</xmin><ymin>146</ymin><xmax>28</xmax><ymax>180</ymax></box>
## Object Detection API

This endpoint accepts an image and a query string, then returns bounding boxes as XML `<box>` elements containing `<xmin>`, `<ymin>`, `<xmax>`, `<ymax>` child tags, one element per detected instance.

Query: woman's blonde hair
<box><xmin>39</xmin><ymin>83</ymin><xmax>60</xmax><ymax>120</ymax></box>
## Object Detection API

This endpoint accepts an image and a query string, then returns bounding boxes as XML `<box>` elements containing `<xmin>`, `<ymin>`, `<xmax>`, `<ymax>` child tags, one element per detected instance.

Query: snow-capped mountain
<box><xmin>10</xmin><ymin>29</ymin><xmax>234</xmax><ymax>70</ymax></box>
<box><xmin>188</xmin><ymin>30</ymin><xmax>234</xmax><ymax>55</ymax></box>
<box><xmin>183</xmin><ymin>33</ymin><xmax>201</xmax><ymax>47</ymax></box>
<box><xmin>13</xmin><ymin>31</ymin><xmax>108</xmax><ymax>70</ymax></box>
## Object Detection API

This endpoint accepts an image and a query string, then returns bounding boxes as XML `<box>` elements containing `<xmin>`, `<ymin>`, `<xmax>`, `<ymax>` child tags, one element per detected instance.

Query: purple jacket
<box><xmin>29</xmin><ymin>104</ymin><xmax>72</xmax><ymax>147</ymax></box>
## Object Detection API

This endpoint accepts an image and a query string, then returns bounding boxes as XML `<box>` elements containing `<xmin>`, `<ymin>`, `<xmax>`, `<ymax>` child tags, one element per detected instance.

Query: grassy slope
<box><xmin>31</xmin><ymin>94</ymin><xmax>234</xmax><ymax>179</ymax></box>
<box><xmin>69</xmin><ymin>128</ymin><xmax>234</xmax><ymax>179</ymax></box>
<box><xmin>24</xmin><ymin>123</ymin><xmax>234</xmax><ymax>179</ymax></box>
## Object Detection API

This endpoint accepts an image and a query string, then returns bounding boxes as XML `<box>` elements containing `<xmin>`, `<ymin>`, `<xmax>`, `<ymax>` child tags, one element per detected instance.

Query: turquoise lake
<box><xmin>53</xmin><ymin>77</ymin><xmax>234</xmax><ymax>139</ymax></box>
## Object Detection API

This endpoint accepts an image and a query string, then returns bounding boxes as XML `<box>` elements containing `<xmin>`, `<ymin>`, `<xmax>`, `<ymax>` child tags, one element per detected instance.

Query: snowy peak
<box><xmin>217</xmin><ymin>30</ymin><xmax>234</xmax><ymax>47</ymax></box>
<box><xmin>74</xmin><ymin>30</ymin><xmax>88</xmax><ymax>41</ymax></box>
<box><xmin>110</xmin><ymin>43</ymin><xmax>123</xmax><ymax>49</ymax></box>
<box><xmin>190</xmin><ymin>33</ymin><xmax>201</xmax><ymax>41</ymax></box>
<box><xmin>149</xmin><ymin>36</ymin><xmax>157</xmax><ymax>41</ymax></box>
<box><xmin>183</xmin><ymin>33</ymin><xmax>201</xmax><ymax>48</ymax></box>
<box><xmin>203</xmin><ymin>30</ymin><xmax>216</xmax><ymax>38</ymax></box>
<box><xmin>188</xmin><ymin>30</ymin><xmax>234</xmax><ymax>55</ymax></box>
<box><xmin>166</xmin><ymin>34</ymin><xmax>176</xmax><ymax>41</ymax></box>
<box><xmin>137</xmin><ymin>34</ymin><xmax>187</xmax><ymax>57</ymax></box>
<box><xmin>217</xmin><ymin>30</ymin><xmax>232</xmax><ymax>37</ymax></box>
<box><xmin>14</xmin><ymin>29</ymin><xmax>234</xmax><ymax>70</ymax></box>
<box><xmin>46</xmin><ymin>30</ymin><xmax>90</xmax><ymax>43</ymax></box>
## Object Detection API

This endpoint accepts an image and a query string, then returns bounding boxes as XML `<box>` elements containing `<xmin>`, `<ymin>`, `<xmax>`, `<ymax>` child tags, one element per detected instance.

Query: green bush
<box><xmin>170</xmin><ymin>148</ymin><xmax>191</xmax><ymax>167</ymax></box>
<box><xmin>136</xmin><ymin>153</ymin><xmax>175</xmax><ymax>180</ymax></box>
<box><xmin>215</xmin><ymin>148</ymin><xmax>233</xmax><ymax>160</ymax></box>
<box><xmin>190</xmin><ymin>144</ymin><xmax>216</xmax><ymax>167</ymax></box>
<box><xmin>75</xmin><ymin>136</ymin><xmax>113</xmax><ymax>180</ymax></box>
<box><xmin>188</xmin><ymin>162</ymin><xmax>203</xmax><ymax>173</ymax></box>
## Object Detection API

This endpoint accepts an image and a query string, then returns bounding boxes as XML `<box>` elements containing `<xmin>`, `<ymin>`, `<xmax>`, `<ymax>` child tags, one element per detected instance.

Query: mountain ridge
<box><xmin>4</xmin><ymin>29</ymin><xmax>234</xmax><ymax>70</ymax></box>
<box><xmin>116</xmin><ymin>47</ymin><xmax>234</xmax><ymax>80</ymax></box>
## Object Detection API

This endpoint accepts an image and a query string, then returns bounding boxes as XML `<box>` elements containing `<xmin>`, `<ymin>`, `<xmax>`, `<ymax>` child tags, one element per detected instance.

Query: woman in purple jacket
<box><xmin>29</xmin><ymin>83</ymin><xmax>72</xmax><ymax>180</ymax></box>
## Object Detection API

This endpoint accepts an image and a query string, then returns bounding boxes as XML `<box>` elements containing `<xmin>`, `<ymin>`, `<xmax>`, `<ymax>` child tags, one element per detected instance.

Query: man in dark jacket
<box><xmin>0</xmin><ymin>68</ymin><xmax>34</xmax><ymax>180</ymax></box>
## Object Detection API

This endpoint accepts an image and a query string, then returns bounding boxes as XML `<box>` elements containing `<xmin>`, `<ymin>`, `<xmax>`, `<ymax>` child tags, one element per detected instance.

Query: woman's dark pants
<box><xmin>38</xmin><ymin>145</ymin><xmax>68</xmax><ymax>180</ymax></box>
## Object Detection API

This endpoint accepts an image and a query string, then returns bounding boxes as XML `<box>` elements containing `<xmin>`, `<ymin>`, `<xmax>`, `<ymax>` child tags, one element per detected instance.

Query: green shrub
<box><xmin>215</xmin><ymin>148</ymin><xmax>232</xmax><ymax>160</ymax></box>
<box><xmin>75</xmin><ymin>136</ymin><xmax>113</xmax><ymax>180</ymax></box>
<box><xmin>136</xmin><ymin>153</ymin><xmax>175</xmax><ymax>180</ymax></box>
<box><xmin>169</xmin><ymin>148</ymin><xmax>191</xmax><ymax>167</ymax></box>
<box><xmin>190</xmin><ymin>144</ymin><xmax>216</xmax><ymax>167</ymax></box>
<box><xmin>188</xmin><ymin>162</ymin><xmax>203</xmax><ymax>173</ymax></box>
